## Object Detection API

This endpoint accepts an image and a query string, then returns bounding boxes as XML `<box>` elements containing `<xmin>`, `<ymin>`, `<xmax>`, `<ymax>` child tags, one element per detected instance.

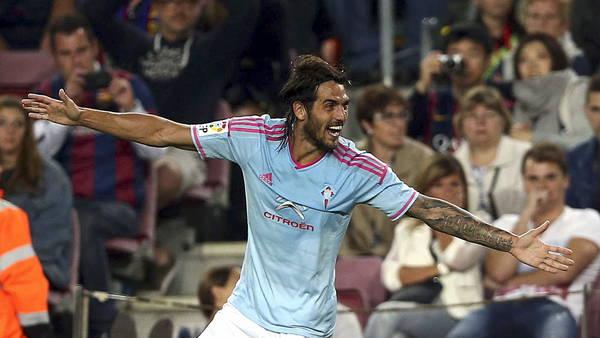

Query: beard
<box><xmin>303</xmin><ymin>115</ymin><xmax>336</xmax><ymax>151</ymax></box>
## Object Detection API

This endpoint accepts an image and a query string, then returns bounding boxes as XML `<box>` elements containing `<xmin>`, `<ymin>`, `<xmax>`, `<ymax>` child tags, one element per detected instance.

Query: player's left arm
<box><xmin>406</xmin><ymin>194</ymin><xmax>574</xmax><ymax>273</ymax></box>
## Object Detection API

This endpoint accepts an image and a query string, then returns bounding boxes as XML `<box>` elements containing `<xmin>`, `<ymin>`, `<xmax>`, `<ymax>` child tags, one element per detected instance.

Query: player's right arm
<box><xmin>22</xmin><ymin>89</ymin><xmax>194</xmax><ymax>150</ymax></box>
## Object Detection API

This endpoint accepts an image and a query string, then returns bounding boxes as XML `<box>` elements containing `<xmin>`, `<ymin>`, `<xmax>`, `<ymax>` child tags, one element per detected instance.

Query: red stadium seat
<box><xmin>336</xmin><ymin>288</ymin><xmax>369</xmax><ymax>328</ymax></box>
<box><xmin>0</xmin><ymin>50</ymin><xmax>55</xmax><ymax>97</ymax></box>
<box><xmin>335</xmin><ymin>255</ymin><xmax>388</xmax><ymax>310</ymax></box>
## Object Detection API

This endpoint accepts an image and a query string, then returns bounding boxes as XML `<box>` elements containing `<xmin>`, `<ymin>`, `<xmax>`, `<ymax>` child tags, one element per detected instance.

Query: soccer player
<box><xmin>23</xmin><ymin>55</ymin><xmax>574</xmax><ymax>338</ymax></box>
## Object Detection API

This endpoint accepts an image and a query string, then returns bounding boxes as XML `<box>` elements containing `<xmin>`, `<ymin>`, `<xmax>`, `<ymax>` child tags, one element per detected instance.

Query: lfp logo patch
<box><xmin>197</xmin><ymin>120</ymin><xmax>228</xmax><ymax>135</ymax></box>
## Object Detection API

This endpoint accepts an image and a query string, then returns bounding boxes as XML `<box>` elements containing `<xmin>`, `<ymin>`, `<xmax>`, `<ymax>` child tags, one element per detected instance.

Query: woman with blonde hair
<box><xmin>454</xmin><ymin>85</ymin><xmax>530</xmax><ymax>221</ymax></box>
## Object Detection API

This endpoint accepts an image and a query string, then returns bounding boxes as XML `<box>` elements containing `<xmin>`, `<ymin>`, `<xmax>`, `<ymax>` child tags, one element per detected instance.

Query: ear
<box><xmin>293</xmin><ymin>101</ymin><xmax>308</xmax><ymax>121</ymax></box>
<box><xmin>360</xmin><ymin>120</ymin><xmax>374</xmax><ymax>135</ymax></box>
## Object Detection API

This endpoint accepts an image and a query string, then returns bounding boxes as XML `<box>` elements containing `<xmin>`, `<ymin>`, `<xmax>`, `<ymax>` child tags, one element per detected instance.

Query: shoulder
<box><xmin>227</xmin><ymin>114</ymin><xmax>286</xmax><ymax>142</ymax></box>
<box><xmin>566</xmin><ymin>207</ymin><xmax>600</xmax><ymax>224</ymax></box>
<box><xmin>568</xmin><ymin>138</ymin><xmax>595</xmax><ymax>158</ymax></box>
<box><xmin>403</xmin><ymin>137</ymin><xmax>434</xmax><ymax>156</ymax></box>
<box><xmin>332</xmin><ymin>137</ymin><xmax>389</xmax><ymax>183</ymax></box>
<box><xmin>502</xmin><ymin>136</ymin><xmax>531</xmax><ymax>153</ymax></box>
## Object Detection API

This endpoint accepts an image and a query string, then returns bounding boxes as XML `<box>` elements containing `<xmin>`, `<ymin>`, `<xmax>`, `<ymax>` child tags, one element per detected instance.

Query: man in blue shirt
<box><xmin>23</xmin><ymin>55</ymin><xmax>574</xmax><ymax>338</ymax></box>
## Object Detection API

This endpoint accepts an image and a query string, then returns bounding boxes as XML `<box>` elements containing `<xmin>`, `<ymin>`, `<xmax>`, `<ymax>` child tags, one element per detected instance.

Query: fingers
<box><xmin>28</xmin><ymin>113</ymin><xmax>49</xmax><ymax>120</ymax></box>
<box><xmin>26</xmin><ymin>93</ymin><xmax>58</xmax><ymax>104</ymax></box>
<box><xmin>543</xmin><ymin>257</ymin><xmax>569</xmax><ymax>271</ymax></box>
<box><xmin>548</xmin><ymin>245</ymin><xmax>573</xmax><ymax>256</ymax></box>
<box><xmin>538</xmin><ymin>262</ymin><xmax>559</xmax><ymax>274</ymax></box>
<box><xmin>59</xmin><ymin>88</ymin><xmax>74</xmax><ymax>105</ymax></box>
<box><xmin>531</xmin><ymin>220</ymin><xmax>550</xmax><ymax>236</ymax></box>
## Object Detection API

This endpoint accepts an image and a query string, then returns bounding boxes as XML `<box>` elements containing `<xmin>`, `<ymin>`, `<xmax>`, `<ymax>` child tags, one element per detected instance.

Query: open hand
<box><xmin>510</xmin><ymin>221</ymin><xmax>574</xmax><ymax>273</ymax></box>
<box><xmin>22</xmin><ymin>89</ymin><xmax>82</xmax><ymax>126</ymax></box>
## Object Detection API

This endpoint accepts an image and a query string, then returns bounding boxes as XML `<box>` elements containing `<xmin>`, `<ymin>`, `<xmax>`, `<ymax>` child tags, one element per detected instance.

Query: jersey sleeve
<box><xmin>363</xmin><ymin>168</ymin><xmax>419</xmax><ymax>221</ymax></box>
<box><xmin>190</xmin><ymin>115</ymin><xmax>278</xmax><ymax>165</ymax></box>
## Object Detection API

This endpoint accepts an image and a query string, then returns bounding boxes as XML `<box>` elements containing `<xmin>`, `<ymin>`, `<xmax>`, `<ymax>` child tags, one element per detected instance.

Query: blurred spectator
<box><xmin>570</xmin><ymin>0</ymin><xmax>600</xmax><ymax>72</ymax></box>
<box><xmin>448</xmin><ymin>143</ymin><xmax>600</xmax><ymax>338</ymax></box>
<box><xmin>0</xmin><ymin>0</ymin><xmax>74</xmax><ymax>51</ymax></box>
<box><xmin>511</xmin><ymin>33</ymin><xmax>593</xmax><ymax>147</ymax></box>
<box><xmin>34</xmin><ymin>14</ymin><xmax>163</xmax><ymax>338</ymax></box>
<box><xmin>0</xmin><ymin>96</ymin><xmax>73</xmax><ymax>292</ymax></box>
<box><xmin>470</xmin><ymin>0</ymin><xmax>524</xmax><ymax>81</ymax></box>
<box><xmin>454</xmin><ymin>86</ymin><xmax>529</xmax><ymax>221</ymax></box>
<box><xmin>566</xmin><ymin>74</ymin><xmax>600</xmax><ymax>212</ymax></box>
<box><xmin>197</xmin><ymin>265</ymin><xmax>362</xmax><ymax>338</ymax></box>
<box><xmin>0</xmin><ymin>195</ymin><xmax>54</xmax><ymax>338</ymax></box>
<box><xmin>284</xmin><ymin>0</ymin><xmax>337</xmax><ymax>65</ymax></box>
<box><xmin>115</xmin><ymin>0</ymin><xmax>160</xmax><ymax>35</ymax></box>
<box><xmin>410</xmin><ymin>22</ymin><xmax>494</xmax><ymax>153</ymax></box>
<box><xmin>82</xmin><ymin>0</ymin><xmax>259</xmax><ymax>209</ymax></box>
<box><xmin>365</xmin><ymin>155</ymin><xmax>484</xmax><ymax>338</ymax></box>
<box><xmin>341</xmin><ymin>84</ymin><xmax>433</xmax><ymax>257</ymax></box>
<box><xmin>518</xmin><ymin>0</ymin><xmax>583</xmax><ymax>63</ymax></box>
<box><xmin>223</xmin><ymin>0</ymin><xmax>290</xmax><ymax>119</ymax></box>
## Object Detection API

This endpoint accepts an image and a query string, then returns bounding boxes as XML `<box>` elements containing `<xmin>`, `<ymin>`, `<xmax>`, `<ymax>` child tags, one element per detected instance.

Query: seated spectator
<box><xmin>454</xmin><ymin>86</ymin><xmax>530</xmax><ymax>220</ymax></box>
<box><xmin>365</xmin><ymin>154</ymin><xmax>485</xmax><ymax>338</ymax></box>
<box><xmin>197</xmin><ymin>265</ymin><xmax>363</xmax><ymax>338</ymax></box>
<box><xmin>341</xmin><ymin>84</ymin><xmax>433</xmax><ymax>257</ymax></box>
<box><xmin>447</xmin><ymin>143</ymin><xmax>600</xmax><ymax>338</ymax></box>
<box><xmin>517</xmin><ymin>0</ymin><xmax>587</xmax><ymax>72</ymax></box>
<box><xmin>470</xmin><ymin>0</ymin><xmax>523</xmax><ymax>82</ymax></box>
<box><xmin>0</xmin><ymin>195</ymin><xmax>53</xmax><ymax>338</ymax></box>
<box><xmin>81</xmin><ymin>0</ymin><xmax>260</xmax><ymax>209</ymax></box>
<box><xmin>0</xmin><ymin>0</ymin><xmax>74</xmax><ymax>51</ymax></box>
<box><xmin>0</xmin><ymin>96</ymin><xmax>72</xmax><ymax>291</ymax></box>
<box><xmin>410</xmin><ymin>22</ymin><xmax>495</xmax><ymax>153</ymax></box>
<box><xmin>511</xmin><ymin>33</ymin><xmax>593</xmax><ymax>147</ymax></box>
<box><xmin>34</xmin><ymin>13</ymin><xmax>164</xmax><ymax>338</ymax></box>
<box><xmin>567</xmin><ymin>74</ymin><xmax>600</xmax><ymax>213</ymax></box>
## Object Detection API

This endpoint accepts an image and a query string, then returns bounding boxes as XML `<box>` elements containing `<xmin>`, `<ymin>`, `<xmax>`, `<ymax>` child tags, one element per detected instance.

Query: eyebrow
<box><xmin>323</xmin><ymin>99</ymin><xmax>350</xmax><ymax>105</ymax></box>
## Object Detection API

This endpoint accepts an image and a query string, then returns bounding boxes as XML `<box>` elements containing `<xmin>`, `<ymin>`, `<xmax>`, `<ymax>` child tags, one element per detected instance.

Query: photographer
<box><xmin>409</xmin><ymin>22</ymin><xmax>495</xmax><ymax>153</ymax></box>
<box><xmin>34</xmin><ymin>13</ymin><xmax>163</xmax><ymax>338</ymax></box>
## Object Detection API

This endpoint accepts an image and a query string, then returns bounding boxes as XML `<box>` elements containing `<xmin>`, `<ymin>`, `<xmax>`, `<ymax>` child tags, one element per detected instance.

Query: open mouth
<box><xmin>327</xmin><ymin>125</ymin><xmax>343</xmax><ymax>138</ymax></box>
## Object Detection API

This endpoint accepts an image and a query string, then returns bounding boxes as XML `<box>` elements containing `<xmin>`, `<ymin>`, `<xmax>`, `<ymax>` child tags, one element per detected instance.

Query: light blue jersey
<box><xmin>191</xmin><ymin>115</ymin><xmax>418</xmax><ymax>338</ymax></box>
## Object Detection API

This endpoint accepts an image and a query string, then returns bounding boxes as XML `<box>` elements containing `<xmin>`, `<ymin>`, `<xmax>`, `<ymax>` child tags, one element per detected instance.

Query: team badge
<box><xmin>321</xmin><ymin>185</ymin><xmax>335</xmax><ymax>209</ymax></box>
<box><xmin>197</xmin><ymin>120</ymin><xmax>228</xmax><ymax>135</ymax></box>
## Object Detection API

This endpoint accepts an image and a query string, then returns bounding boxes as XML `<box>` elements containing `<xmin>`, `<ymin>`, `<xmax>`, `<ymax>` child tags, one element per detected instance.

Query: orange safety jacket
<box><xmin>0</xmin><ymin>198</ymin><xmax>50</xmax><ymax>338</ymax></box>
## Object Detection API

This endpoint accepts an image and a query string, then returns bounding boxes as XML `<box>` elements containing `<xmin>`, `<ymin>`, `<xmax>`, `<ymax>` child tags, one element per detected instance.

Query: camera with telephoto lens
<box><xmin>83</xmin><ymin>70</ymin><xmax>112</xmax><ymax>91</ymax></box>
<box><xmin>438</xmin><ymin>54</ymin><xmax>465</xmax><ymax>74</ymax></box>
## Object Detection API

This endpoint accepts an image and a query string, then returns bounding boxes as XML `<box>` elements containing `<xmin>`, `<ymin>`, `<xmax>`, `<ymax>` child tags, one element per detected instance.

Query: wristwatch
<box><xmin>437</xmin><ymin>262</ymin><xmax>450</xmax><ymax>276</ymax></box>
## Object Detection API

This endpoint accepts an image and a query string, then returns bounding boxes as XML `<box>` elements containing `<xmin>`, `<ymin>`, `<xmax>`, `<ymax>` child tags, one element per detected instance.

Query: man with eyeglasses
<box><xmin>340</xmin><ymin>84</ymin><xmax>434</xmax><ymax>257</ymax></box>
<box><xmin>82</xmin><ymin>0</ymin><xmax>260</xmax><ymax>209</ymax></box>
<box><xmin>518</xmin><ymin>0</ymin><xmax>587</xmax><ymax>70</ymax></box>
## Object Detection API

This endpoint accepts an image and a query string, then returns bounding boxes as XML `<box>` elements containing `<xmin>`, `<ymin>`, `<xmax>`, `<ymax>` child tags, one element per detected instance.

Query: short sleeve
<box><xmin>190</xmin><ymin>115</ymin><xmax>276</xmax><ymax>165</ymax></box>
<box><xmin>364</xmin><ymin>168</ymin><xmax>419</xmax><ymax>221</ymax></box>
<box><xmin>569</xmin><ymin>209</ymin><xmax>600</xmax><ymax>247</ymax></box>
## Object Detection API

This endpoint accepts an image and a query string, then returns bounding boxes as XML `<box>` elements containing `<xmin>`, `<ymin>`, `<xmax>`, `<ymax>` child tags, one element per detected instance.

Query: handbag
<box><xmin>388</xmin><ymin>236</ymin><xmax>444</xmax><ymax>304</ymax></box>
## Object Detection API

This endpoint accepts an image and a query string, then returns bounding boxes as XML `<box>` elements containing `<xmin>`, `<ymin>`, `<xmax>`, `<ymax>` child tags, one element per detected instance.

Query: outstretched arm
<box><xmin>406</xmin><ymin>194</ymin><xmax>574</xmax><ymax>273</ymax></box>
<box><xmin>22</xmin><ymin>89</ymin><xmax>194</xmax><ymax>150</ymax></box>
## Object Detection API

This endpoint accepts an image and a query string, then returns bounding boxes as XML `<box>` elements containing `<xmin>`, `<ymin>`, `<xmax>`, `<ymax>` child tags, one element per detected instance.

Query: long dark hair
<box><xmin>278</xmin><ymin>55</ymin><xmax>349</xmax><ymax>149</ymax></box>
<box><xmin>0</xmin><ymin>96</ymin><xmax>43</xmax><ymax>194</ymax></box>
<box><xmin>513</xmin><ymin>33</ymin><xmax>568</xmax><ymax>80</ymax></box>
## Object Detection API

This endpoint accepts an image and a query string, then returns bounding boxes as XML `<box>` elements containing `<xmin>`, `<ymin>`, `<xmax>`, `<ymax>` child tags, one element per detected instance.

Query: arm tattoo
<box><xmin>407</xmin><ymin>195</ymin><xmax>514</xmax><ymax>252</ymax></box>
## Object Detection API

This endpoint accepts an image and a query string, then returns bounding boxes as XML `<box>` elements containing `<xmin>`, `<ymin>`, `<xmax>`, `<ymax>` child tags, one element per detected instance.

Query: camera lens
<box><xmin>438</xmin><ymin>54</ymin><xmax>464</xmax><ymax>74</ymax></box>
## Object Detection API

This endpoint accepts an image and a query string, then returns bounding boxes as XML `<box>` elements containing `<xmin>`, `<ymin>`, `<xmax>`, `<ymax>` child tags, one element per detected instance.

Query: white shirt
<box><xmin>493</xmin><ymin>207</ymin><xmax>600</xmax><ymax>320</ymax></box>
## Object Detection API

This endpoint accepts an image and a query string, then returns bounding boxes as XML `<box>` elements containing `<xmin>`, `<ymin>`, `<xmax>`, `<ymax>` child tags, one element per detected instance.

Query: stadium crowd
<box><xmin>1</xmin><ymin>0</ymin><xmax>600</xmax><ymax>337</ymax></box>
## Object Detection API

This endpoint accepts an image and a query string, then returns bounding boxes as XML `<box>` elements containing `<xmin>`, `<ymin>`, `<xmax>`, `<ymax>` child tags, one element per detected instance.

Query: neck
<box><xmin>532</xmin><ymin>203</ymin><xmax>565</xmax><ymax>226</ymax></box>
<box><xmin>452</xmin><ymin>82</ymin><xmax>478</xmax><ymax>100</ymax></box>
<box><xmin>290</xmin><ymin>130</ymin><xmax>327</xmax><ymax>166</ymax></box>
<box><xmin>159</xmin><ymin>29</ymin><xmax>191</xmax><ymax>43</ymax></box>
<box><xmin>469</xmin><ymin>138</ymin><xmax>501</xmax><ymax>166</ymax></box>
<box><xmin>369</xmin><ymin>139</ymin><xmax>397</xmax><ymax>164</ymax></box>
<box><xmin>1</xmin><ymin>152</ymin><xmax>17</xmax><ymax>170</ymax></box>
<box><xmin>482</xmin><ymin>13</ymin><xmax>505</xmax><ymax>39</ymax></box>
